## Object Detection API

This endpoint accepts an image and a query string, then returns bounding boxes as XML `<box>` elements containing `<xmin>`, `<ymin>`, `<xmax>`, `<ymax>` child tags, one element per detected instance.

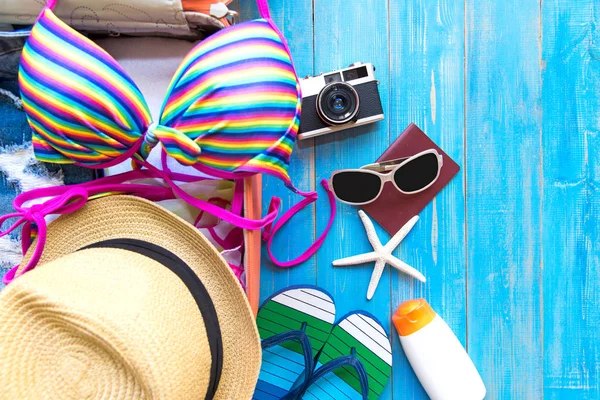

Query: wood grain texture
<box><xmin>311</xmin><ymin>4</ymin><xmax>390</xmax><ymax>306</ymax></box>
<box><xmin>542</xmin><ymin>1</ymin><xmax>600</xmax><ymax>398</ymax></box>
<box><xmin>466</xmin><ymin>0</ymin><xmax>543</xmax><ymax>398</ymax></box>
<box><xmin>388</xmin><ymin>0</ymin><xmax>466</xmax><ymax>398</ymax></box>
<box><xmin>246</xmin><ymin>0</ymin><xmax>600</xmax><ymax>398</ymax></box>
<box><xmin>311</xmin><ymin>1</ymin><xmax>391</xmax><ymax>399</ymax></box>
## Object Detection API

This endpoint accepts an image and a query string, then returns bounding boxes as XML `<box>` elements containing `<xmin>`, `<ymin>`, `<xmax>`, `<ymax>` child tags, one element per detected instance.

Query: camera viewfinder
<box><xmin>343</xmin><ymin>66</ymin><xmax>368</xmax><ymax>81</ymax></box>
<box><xmin>324</xmin><ymin>72</ymin><xmax>342</xmax><ymax>84</ymax></box>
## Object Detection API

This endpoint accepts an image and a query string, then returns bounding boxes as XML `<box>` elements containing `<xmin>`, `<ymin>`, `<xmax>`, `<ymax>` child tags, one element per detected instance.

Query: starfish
<box><xmin>332</xmin><ymin>210</ymin><xmax>426</xmax><ymax>300</ymax></box>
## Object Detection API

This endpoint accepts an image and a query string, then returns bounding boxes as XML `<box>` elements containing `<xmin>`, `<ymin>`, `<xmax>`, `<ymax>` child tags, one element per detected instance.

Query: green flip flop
<box><xmin>253</xmin><ymin>285</ymin><xmax>336</xmax><ymax>400</ymax></box>
<box><xmin>299</xmin><ymin>311</ymin><xmax>393</xmax><ymax>400</ymax></box>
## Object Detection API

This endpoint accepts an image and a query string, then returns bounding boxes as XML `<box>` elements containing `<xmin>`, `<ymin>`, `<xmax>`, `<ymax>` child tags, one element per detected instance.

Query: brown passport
<box><xmin>361</xmin><ymin>123</ymin><xmax>460</xmax><ymax>235</ymax></box>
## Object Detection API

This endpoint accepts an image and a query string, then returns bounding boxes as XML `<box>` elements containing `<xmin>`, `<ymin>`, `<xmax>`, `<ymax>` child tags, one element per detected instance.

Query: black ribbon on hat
<box><xmin>81</xmin><ymin>239</ymin><xmax>223</xmax><ymax>400</ymax></box>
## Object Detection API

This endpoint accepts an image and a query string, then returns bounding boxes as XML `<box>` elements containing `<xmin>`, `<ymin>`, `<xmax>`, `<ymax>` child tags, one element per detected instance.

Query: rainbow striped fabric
<box><xmin>19</xmin><ymin>7</ymin><xmax>301</xmax><ymax>182</ymax></box>
<box><xmin>160</xmin><ymin>19</ymin><xmax>301</xmax><ymax>182</ymax></box>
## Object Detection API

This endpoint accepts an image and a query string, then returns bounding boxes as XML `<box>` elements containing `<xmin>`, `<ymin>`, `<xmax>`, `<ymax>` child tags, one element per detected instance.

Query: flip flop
<box><xmin>298</xmin><ymin>311</ymin><xmax>393</xmax><ymax>400</ymax></box>
<box><xmin>252</xmin><ymin>285</ymin><xmax>337</xmax><ymax>400</ymax></box>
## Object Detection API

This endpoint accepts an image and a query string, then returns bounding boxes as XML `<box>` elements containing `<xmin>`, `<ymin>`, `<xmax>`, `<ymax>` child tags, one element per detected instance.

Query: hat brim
<box><xmin>17</xmin><ymin>195</ymin><xmax>261</xmax><ymax>399</ymax></box>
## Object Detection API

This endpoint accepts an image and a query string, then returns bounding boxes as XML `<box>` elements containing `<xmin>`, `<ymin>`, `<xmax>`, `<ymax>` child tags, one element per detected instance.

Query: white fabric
<box><xmin>0</xmin><ymin>0</ymin><xmax>190</xmax><ymax>35</ymax></box>
<box><xmin>96</xmin><ymin>36</ymin><xmax>199</xmax><ymax>175</ymax></box>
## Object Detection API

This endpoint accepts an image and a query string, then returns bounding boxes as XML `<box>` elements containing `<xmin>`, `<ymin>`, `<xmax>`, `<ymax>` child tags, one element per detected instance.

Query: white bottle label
<box><xmin>399</xmin><ymin>316</ymin><xmax>486</xmax><ymax>400</ymax></box>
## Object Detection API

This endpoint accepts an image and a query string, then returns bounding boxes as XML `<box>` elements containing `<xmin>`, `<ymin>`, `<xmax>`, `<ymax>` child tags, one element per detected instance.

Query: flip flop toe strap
<box><xmin>261</xmin><ymin>329</ymin><xmax>315</xmax><ymax>379</ymax></box>
<box><xmin>255</xmin><ymin>330</ymin><xmax>315</xmax><ymax>400</ymax></box>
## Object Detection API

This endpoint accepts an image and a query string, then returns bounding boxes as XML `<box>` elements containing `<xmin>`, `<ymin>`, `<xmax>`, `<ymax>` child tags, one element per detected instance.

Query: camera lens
<box><xmin>316</xmin><ymin>82</ymin><xmax>360</xmax><ymax>125</ymax></box>
<box><xmin>332</xmin><ymin>95</ymin><xmax>345</xmax><ymax>110</ymax></box>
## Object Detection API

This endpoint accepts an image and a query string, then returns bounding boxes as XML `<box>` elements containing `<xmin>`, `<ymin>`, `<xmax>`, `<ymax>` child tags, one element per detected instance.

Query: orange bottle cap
<box><xmin>393</xmin><ymin>298</ymin><xmax>436</xmax><ymax>336</ymax></box>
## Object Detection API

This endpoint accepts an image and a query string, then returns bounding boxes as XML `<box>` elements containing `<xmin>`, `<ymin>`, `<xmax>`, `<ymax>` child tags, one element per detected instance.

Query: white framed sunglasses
<box><xmin>328</xmin><ymin>149</ymin><xmax>444</xmax><ymax>205</ymax></box>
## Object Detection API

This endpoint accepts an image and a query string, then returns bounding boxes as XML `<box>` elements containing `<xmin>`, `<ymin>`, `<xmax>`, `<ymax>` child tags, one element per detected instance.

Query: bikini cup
<box><xmin>20</xmin><ymin>0</ymin><xmax>299</xmax><ymax>182</ymax></box>
<box><xmin>14</xmin><ymin>0</ymin><xmax>336</xmax><ymax>270</ymax></box>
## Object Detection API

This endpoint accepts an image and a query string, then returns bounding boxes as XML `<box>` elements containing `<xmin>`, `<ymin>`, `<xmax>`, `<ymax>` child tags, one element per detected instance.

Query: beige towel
<box><xmin>0</xmin><ymin>0</ymin><xmax>192</xmax><ymax>35</ymax></box>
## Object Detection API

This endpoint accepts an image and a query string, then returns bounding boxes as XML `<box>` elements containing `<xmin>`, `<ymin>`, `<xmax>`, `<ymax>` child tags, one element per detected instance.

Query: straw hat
<box><xmin>0</xmin><ymin>196</ymin><xmax>261</xmax><ymax>399</ymax></box>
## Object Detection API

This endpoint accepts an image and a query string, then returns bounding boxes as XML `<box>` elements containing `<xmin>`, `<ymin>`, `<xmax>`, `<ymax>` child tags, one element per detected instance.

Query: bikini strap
<box><xmin>35</xmin><ymin>0</ymin><xmax>57</xmax><ymax>23</ymax></box>
<box><xmin>1</xmin><ymin>187</ymin><xmax>88</xmax><ymax>285</ymax></box>
<box><xmin>1</xmin><ymin>164</ymin><xmax>334</xmax><ymax>279</ymax></box>
<box><xmin>256</xmin><ymin>0</ymin><xmax>271</xmax><ymax>19</ymax></box>
<box><xmin>262</xmin><ymin>179</ymin><xmax>337</xmax><ymax>268</ymax></box>
<box><xmin>0</xmin><ymin>169</ymin><xmax>203</xmax><ymax>285</ymax></box>
<box><xmin>140</xmin><ymin>159</ymin><xmax>281</xmax><ymax>230</ymax></box>
<box><xmin>160</xmin><ymin>148</ymin><xmax>335</xmax><ymax>267</ymax></box>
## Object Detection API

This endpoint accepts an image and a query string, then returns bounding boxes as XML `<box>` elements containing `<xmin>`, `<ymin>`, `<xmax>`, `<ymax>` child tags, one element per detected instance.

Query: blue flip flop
<box><xmin>252</xmin><ymin>286</ymin><xmax>337</xmax><ymax>400</ymax></box>
<box><xmin>297</xmin><ymin>311</ymin><xmax>393</xmax><ymax>400</ymax></box>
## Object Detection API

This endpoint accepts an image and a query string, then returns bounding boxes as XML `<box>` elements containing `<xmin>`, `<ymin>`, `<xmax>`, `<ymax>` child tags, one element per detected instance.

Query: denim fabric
<box><xmin>0</xmin><ymin>30</ymin><xmax>28</xmax><ymax>80</ymax></box>
<box><xmin>0</xmin><ymin>29</ymin><xmax>96</xmax><ymax>289</ymax></box>
<box><xmin>0</xmin><ymin>29</ymin><xmax>30</xmax><ymax>148</ymax></box>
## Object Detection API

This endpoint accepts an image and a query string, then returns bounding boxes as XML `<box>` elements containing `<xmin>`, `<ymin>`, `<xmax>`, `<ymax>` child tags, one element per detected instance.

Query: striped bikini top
<box><xmin>19</xmin><ymin>0</ymin><xmax>300</xmax><ymax>184</ymax></box>
<box><xmin>16</xmin><ymin>0</ymin><xmax>336</xmax><ymax>270</ymax></box>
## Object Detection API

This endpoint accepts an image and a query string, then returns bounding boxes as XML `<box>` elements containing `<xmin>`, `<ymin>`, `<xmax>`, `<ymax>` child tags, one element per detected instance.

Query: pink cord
<box><xmin>262</xmin><ymin>179</ymin><xmax>337</xmax><ymax>268</ymax></box>
<box><xmin>194</xmin><ymin>197</ymin><xmax>231</xmax><ymax>227</ymax></box>
<box><xmin>256</xmin><ymin>0</ymin><xmax>271</xmax><ymax>19</ymax></box>
<box><xmin>0</xmin><ymin>168</ymin><xmax>205</xmax><ymax>284</ymax></box>
<box><xmin>1</xmin><ymin>187</ymin><xmax>89</xmax><ymax>284</ymax></box>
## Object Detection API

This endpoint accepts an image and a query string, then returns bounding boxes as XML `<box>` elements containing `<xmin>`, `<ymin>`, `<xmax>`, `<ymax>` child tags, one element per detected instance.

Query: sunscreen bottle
<box><xmin>393</xmin><ymin>298</ymin><xmax>486</xmax><ymax>400</ymax></box>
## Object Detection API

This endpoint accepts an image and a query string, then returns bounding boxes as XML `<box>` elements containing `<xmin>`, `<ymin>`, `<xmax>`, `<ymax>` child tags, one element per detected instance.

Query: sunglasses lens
<box><xmin>393</xmin><ymin>152</ymin><xmax>439</xmax><ymax>193</ymax></box>
<box><xmin>332</xmin><ymin>171</ymin><xmax>381</xmax><ymax>204</ymax></box>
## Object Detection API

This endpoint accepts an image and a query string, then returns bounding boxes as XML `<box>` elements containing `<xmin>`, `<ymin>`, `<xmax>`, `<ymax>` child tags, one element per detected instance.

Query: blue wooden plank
<box><xmin>465</xmin><ymin>0</ymin><xmax>543</xmax><ymax>398</ymax></box>
<box><xmin>312</xmin><ymin>0</ymin><xmax>392</xmax><ymax>398</ymax></box>
<box><xmin>541</xmin><ymin>1</ymin><xmax>600</xmax><ymax>398</ymax></box>
<box><xmin>388</xmin><ymin>0</ymin><xmax>466</xmax><ymax>399</ymax></box>
<box><xmin>237</xmin><ymin>0</ymin><xmax>318</xmax><ymax>303</ymax></box>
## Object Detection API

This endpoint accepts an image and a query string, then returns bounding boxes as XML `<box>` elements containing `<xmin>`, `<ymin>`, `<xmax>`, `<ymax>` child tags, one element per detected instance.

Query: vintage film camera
<box><xmin>298</xmin><ymin>62</ymin><xmax>384</xmax><ymax>140</ymax></box>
